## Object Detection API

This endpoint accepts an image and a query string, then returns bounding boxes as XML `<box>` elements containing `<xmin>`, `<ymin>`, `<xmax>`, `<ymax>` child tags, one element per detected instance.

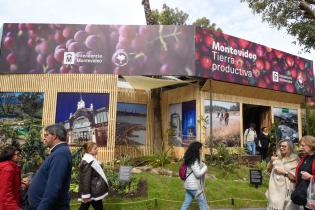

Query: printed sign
<box><xmin>0</xmin><ymin>23</ymin><xmax>195</xmax><ymax>76</ymax></box>
<box><xmin>195</xmin><ymin>27</ymin><xmax>314</xmax><ymax>96</ymax></box>
<box><xmin>249</xmin><ymin>169</ymin><xmax>262</xmax><ymax>187</ymax></box>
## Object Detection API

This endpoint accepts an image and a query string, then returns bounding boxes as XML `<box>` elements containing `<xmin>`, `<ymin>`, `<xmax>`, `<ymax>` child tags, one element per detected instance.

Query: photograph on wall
<box><xmin>55</xmin><ymin>92</ymin><xmax>110</xmax><ymax>146</ymax></box>
<box><xmin>116</xmin><ymin>102</ymin><xmax>147</xmax><ymax>145</ymax></box>
<box><xmin>169</xmin><ymin>101</ymin><xmax>196</xmax><ymax>147</ymax></box>
<box><xmin>204</xmin><ymin>100</ymin><xmax>240</xmax><ymax>147</ymax></box>
<box><xmin>273</xmin><ymin>107</ymin><xmax>298</xmax><ymax>143</ymax></box>
<box><xmin>0</xmin><ymin>92</ymin><xmax>44</xmax><ymax>144</ymax></box>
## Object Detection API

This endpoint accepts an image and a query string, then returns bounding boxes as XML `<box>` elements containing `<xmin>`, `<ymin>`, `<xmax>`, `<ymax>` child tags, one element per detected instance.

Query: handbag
<box><xmin>291</xmin><ymin>179</ymin><xmax>309</xmax><ymax>206</ymax></box>
<box><xmin>306</xmin><ymin>178</ymin><xmax>315</xmax><ymax>209</ymax></box>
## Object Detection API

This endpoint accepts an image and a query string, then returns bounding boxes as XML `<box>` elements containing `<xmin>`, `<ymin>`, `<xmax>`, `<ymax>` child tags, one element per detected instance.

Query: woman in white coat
<box><xmin>266</xmin><ymin>139</ymin><xmax>299</xmax><ymax>210</ymax></box>
<box><xmin>181</xmin><ymin>141</ymin><xmax>208</xmax><ymax>210</ymax></box>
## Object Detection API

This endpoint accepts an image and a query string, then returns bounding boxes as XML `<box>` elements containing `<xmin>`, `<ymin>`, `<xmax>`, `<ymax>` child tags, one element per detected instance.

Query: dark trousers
<box><xmin>260</xmin><ymin>147</ymin><xmax>268</xmax><ymax>161</ymax></box>
<box><xmin>78</xmin><ymin>200</ymin><xmax>103</xmax><ymax>210</ymax></box>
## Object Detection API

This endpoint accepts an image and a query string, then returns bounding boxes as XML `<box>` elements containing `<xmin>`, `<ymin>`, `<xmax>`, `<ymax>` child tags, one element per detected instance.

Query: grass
<box><xmin>70</xmin><ymin>162</ymin><xmax>269</xmax><ymax>210</ymax></box>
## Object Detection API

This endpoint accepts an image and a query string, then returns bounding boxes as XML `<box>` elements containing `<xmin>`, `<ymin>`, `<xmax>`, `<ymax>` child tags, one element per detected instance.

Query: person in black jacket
<box><xmin>79</xmin><ymin>141</ymin><xmax>109</xmax><ymax>210</ymax></box>
<box><xmin>258</xmin><ymin>127</ymin><xmax>270</xmax><ymax>161</ymax></box>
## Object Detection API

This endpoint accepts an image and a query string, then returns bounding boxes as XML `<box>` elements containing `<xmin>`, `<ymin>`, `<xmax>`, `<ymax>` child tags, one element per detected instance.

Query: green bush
<box><xmin>205</xmin><ymin>144</ymin><xmax>237</xmax><ymax>175</ymax></box>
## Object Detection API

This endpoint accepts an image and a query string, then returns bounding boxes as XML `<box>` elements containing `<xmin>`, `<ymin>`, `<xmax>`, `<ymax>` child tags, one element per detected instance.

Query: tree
<box><xmin>21</xmin><ymin>125</ymin><xmax>46</xmax><ymax>173</ymax></box>
<box><xmin>192</xmin><ymin>17</ymin><xmax>222</xmax><ymax>32</ymax></box>
<box><xmin>17</xmin><ymin>92</ymin><xmax>43</xmax><ymax>119</ymax></box>
<box><xmin>142</xmin><ymin>2</ymin><xmax>222</xmax><ymax>31</ymax></box>
<box><xmin>241</xmin><ymin>0</ymin><xmax>315</xmax><ymax>52</ymax></box>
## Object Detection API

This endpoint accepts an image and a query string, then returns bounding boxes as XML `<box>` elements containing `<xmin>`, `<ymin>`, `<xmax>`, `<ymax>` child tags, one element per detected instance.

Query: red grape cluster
<box><xmin>0</xmin><ymin>23</ymin><xmax>194</xmax><ymax>75</ymax></box>
<box><xmin>195</xmin><ymin>27</ymin><xmax>314</xmax><ymax>95</ymax></box>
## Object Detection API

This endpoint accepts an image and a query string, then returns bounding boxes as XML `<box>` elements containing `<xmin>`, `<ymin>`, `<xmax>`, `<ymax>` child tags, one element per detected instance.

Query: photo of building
<box><xmin>56</xmin><ymin>93</ymin><xmax>110</xmax><ymax>146</ymax></box>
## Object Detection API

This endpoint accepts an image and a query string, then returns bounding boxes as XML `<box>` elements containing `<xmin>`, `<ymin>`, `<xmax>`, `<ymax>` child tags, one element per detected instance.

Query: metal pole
<box><xmin>209</xmin><ymin>79</ymin><xmax>213</xmax><ymax>155</ymax></box>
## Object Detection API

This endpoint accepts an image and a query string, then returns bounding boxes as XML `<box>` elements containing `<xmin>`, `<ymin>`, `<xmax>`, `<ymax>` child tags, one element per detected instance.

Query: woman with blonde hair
<box><xmin>266</xmin><ymin>139</ymin><xmax>299</xmax><ymax>210</ymax></box>
<box><xmin>291</xmin><ymin>135</ymin><xmax>315</xmax><ymax>209</ymax></box>
<box><xmin>78</xmin><ymin>141</ymin><xmax>109</xmax><ymax>210</ymax></box>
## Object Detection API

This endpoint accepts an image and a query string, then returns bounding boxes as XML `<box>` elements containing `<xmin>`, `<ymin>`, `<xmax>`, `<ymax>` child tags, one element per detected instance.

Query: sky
<box><xmin>0</xmin><ymin>0</ymin><xmax>314</xmax><ymax>68</ymax></box>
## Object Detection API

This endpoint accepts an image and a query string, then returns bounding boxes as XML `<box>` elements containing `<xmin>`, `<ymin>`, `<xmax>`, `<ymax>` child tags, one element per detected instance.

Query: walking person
<box><xmin>244</xmin><ymin>123</ymin><xmax>257</xmax><ymax>155</ymax></box>
<box><xmin>224</xmin><ymin>110</ymin><xmax>229</xmax><ymax>126</ymax></box>
<box><xmin>28</xmin><ymin>124</ymin><xmax>72</xmax><ymax>210</ymax></box>
<box><xmin>79</xmin><ymin>141</ymin><xmax>109</xmax><ymax>210</ymax></box>
<box><xmin>181</xmin><ymin>141</ymin><xmax>208</xmax><ymax>210</ymax></box>
<box><xmin>258</xmin><ymin>127</ymin><xmax>270</xmax><ymax>161</ymax></box>
<box><xmin>0</xmin><ymin>146</ymin><xmax>22</xmax><ymax>210</ymax></box>
<box><xmin>266</xmin><ymin>139</ymin><xmax>299</xmax><ymax>210</ymax></box>
<box><xmin>291</xmin><ymin>135</ymin><xmax>315</xmax><ymax>209</ymax></box>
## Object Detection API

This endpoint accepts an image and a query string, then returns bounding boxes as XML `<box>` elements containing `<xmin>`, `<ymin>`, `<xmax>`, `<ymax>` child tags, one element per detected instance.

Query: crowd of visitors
<box><xmin>0</xmin><ymin>122</ymin><xmax>315</xmax><ymax>210</ymax></box>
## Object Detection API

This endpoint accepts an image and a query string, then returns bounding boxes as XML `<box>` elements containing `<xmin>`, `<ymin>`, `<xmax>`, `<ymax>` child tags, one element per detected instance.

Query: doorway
<box><xmin>243</xmin><ymin>104</ymin><xmax>271</xmax><ymax>135</ymax></box>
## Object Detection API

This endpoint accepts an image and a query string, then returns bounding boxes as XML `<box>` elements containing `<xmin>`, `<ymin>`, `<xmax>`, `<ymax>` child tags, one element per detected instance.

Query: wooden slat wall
<box><xmin>115</xmin><ymin>88</ymin><xmax>153</xmax><ymax>159</ymax></box>
<box><xmin>0</xmin><ymin>74</ymin><xmax>118</xmax><ymax>163</ymax></box>
<box><xmin>201</xmin><ymin>80</ymin><xmax>303</xmax><ymax>147</ymax></box>
<box><xmin>161</xmin><ymin>80</ymin><xmax>303</xmax><ymax>159</ymax></box>
<box><xmin>161</xmin><ymin>84</ymin><xmax>201</xmax><ymax>159</ymax></box>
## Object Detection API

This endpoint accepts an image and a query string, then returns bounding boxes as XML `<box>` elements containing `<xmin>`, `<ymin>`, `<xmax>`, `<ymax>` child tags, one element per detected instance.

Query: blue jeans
<box><xmin>181</xmin><ymin>189</ymin><xmax>208</xmax><ymax>210</ymax></box>
<box><xmin>247</xmin><ymin>141</ymin><xmax>256</xmax><ymax>155</ymax></box>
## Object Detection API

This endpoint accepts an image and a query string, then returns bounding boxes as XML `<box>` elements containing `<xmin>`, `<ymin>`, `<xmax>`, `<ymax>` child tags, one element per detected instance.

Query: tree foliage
<box><xmin>17</xmin><ymin>92</ymin><xmax>43</xmax><ymax>119</ymax></box>
<box><xmin>192</xmin><ymin>17</ymin><xmax>222</xmax><ymax>32</ymax></box>
<box><xmin>241</xmin><ymin>0</ymin><xmax>315</xmax><ymax>52</ymax></box>
<box><xmin>20</xmin><ymin>125</ymin><xmax>46</xmax><ymax>173</ymax></box>
<box><xmin>148</xmin><ymin>3</ymin><xmax>222</xmax><ymax>31</ymax></box>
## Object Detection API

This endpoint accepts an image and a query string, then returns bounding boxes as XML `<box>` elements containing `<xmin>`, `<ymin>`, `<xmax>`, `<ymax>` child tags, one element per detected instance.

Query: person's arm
<box><xmin>79</xmin><ymin>161</ymin><xmax>93</xmax><ymax>202</ymax></box>
<box><xmin>191</xmin><ymin>160</ymin><xmax>207</xmax><ymax>178</ymax></box>
<box><xmin>243</xmin><ymin>129</ymin><xmax>248</xmax><ymax>145</ymax></box>
<box><xmin>36</xmin><ymin>154</ymin><xmax>71</xmax><ymax>210</ymax></box>
<box><xmin>267</xmin><ymin>155</ymin><xmax>278</xmax><ymax>173</ymax></box>
<box><xmin>2</xmin><ymin>168</ymin><xmax>20</xmax><ymax>210</ymax></box>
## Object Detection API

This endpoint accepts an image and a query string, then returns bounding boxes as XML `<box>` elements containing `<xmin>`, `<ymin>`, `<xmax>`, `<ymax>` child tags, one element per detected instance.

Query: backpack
<box><xmin>179</xmin><ymin>162</ymin><xmax>193</xmax><ymax>181</ymax></box>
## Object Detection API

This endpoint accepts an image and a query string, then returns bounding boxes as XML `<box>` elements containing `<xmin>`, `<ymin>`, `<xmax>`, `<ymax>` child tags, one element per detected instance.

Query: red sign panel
<box><xmin>195</xmin><ymin>27</ymin><xmax>314</xmax><ymax>96</ymax></box>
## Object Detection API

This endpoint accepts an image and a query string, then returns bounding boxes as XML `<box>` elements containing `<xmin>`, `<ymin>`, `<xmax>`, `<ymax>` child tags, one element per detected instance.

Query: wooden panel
<box><xmin>0</xmin><ymin>74</ymin><xmax>118</xmax><ymax>163</ymax></box>
<box><xmin>161</xmin><ymin>84</ymin><xmax>201</xmax><ymax>159</ymax></box>
<box><xmin>116</xmin><ymin>88</ymin><xmax>153</xmax><ymax>158</ymax></box>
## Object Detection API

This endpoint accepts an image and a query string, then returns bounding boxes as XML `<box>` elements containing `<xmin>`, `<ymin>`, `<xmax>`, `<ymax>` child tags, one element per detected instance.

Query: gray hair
<box><xmin>277</xmin><ymin>139</ymin><xmax>295</xmax><ymax>158</ymax></box>
<box><xmin>45</xmin><ymin>124</ymin><xmax>67</xmax><ymax>142</ymax></box>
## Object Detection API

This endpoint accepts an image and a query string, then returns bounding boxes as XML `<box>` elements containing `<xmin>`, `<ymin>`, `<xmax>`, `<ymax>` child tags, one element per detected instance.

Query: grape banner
<box><xmin>195</xmin><ymin>27</ymin><xmax>314</xmax><ymax>96</ymax></box>
<box><xmin>0</xmin><ymin>23</ymin><xmax>314</xmax><ymax>96</ymax></box>
<box><xmin>0</xmin><ymin>23</ymin><xmax>195</xmax><ymax>75</ymax></box>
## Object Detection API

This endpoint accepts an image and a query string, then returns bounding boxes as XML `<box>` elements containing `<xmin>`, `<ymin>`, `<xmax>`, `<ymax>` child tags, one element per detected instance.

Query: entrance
<box><xmin>243</xmin><ymin>104</ymin><xmax>271</xmax><ymax>135</ymax></box>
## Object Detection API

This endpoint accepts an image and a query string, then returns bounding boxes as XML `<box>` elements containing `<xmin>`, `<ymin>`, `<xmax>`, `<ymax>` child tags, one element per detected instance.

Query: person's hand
<box><xmin>82</xmin><ymin>198</ymin><xmax>90</xmax><ymax>203</ymax></box>
<box><xmin>301</xmin><ymin>171</ymin><xmax>313</xmax><ymax>180</ymax></box>
<box><xmin>271</xmin><ymin>155</ymin><xmax>277</xmax><ymax>162</ymax></box>
<box><xmin>274</xmin><ymin>167</ymin><xmax>286</xmax><ymax>175</ymax></box>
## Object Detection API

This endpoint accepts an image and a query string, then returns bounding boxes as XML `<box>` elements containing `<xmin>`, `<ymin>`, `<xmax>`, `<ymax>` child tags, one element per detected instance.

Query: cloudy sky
<box><xmin>0</xmin><ymin>0</ymin><xmax>314</xmax><ymax>65</ymax></box>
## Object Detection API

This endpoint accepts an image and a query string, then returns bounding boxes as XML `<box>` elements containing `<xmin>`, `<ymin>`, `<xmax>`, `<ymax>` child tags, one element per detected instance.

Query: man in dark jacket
<box><xmin>28</xmin><ymin>124</ymin><xmax>72</xmax><ymax>210</ymax></box>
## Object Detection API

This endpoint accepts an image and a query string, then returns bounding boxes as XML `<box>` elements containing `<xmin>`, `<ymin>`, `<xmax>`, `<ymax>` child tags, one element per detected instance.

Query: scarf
<box><xmin>82</xmin><ymin>153</ymin><xmax>108</xmax><ymax>186</ymax></box>
<box><xmin>266</xmin><ymin>154</ymin><xmax>299</xmax><ymax>210</ymax></box>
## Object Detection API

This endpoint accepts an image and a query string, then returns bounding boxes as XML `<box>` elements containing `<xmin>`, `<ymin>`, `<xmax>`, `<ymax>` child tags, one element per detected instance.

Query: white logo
<box><xmin>63</xmin><ymin>52</ymin><xmax>75</xmax><ymax>64</ymax></box>
<box><xmin>272</xmin><ymin>71</ymin><xmax>279</xmax><ymax>82</ymax></box>
<box><xmin>112</xmin><ymin>49</ymin><xmax>128</xmax><ymax>67</ymax></box>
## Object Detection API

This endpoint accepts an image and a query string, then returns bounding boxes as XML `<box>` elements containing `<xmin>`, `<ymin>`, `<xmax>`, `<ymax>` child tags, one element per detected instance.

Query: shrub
<box><xmin>205</xmin><ymin>144</ymin><xmax>237</xmax><ymax>174</ymax></box>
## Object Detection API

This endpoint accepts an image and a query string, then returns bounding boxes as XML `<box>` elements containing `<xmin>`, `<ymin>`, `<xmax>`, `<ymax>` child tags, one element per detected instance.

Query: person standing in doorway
<box><xmin>244</xmin><ymin>123</ymin><xmax>257</xmax><ymax>155</ymax></box>
<box><xmin>258</xmin><ymin>127</ymin><xmax>270</xmax><ymax>161</ymax></box>
<box><xmin>28</xmin><ymin>124</ymin><xmax>72</xmax><ymax>210</ymax></box>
